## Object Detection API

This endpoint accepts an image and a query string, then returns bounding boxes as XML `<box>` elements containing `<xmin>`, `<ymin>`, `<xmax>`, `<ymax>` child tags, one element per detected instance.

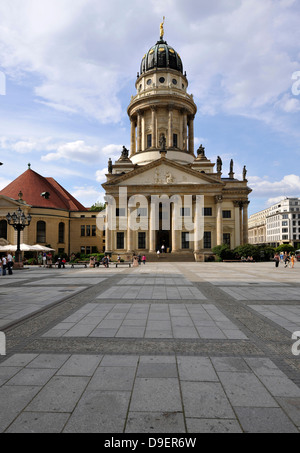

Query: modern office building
<box><xmin>249</xmin><ymin>197</ymin><xmax>300</xmax><ymax>248</ymax></box>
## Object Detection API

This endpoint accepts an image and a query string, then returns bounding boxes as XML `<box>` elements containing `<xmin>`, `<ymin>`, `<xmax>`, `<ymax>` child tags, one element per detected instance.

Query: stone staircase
<box><xmin>145</xmin><ymin>252</ymin><xmax>195</xmax><ymax>262</ymax></box>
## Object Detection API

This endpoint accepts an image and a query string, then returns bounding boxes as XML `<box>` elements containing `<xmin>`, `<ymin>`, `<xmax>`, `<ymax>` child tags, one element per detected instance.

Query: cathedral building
<box><xmin>102</xmin><ymin>24</ymin><xmax>252</xmax><ymax>261</ymax></box>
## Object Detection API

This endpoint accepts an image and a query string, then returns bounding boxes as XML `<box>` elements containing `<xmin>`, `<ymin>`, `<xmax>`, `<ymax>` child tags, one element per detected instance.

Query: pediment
<box><xmin>0</xmin><ymin>195</ymin><xmax>31</xmax><ymax>215</ymax></box>
<box><xmin>103</xmin><ymin>158</ymin><xmax>223</xmax><ymax>187</ymax></box>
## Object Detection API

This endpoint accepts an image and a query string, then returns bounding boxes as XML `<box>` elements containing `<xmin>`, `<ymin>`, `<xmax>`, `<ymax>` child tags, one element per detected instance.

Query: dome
<box><xmin>140</xmin><ymin>39</ymin><xmax>183</xmax><ymax>75</ymax></box>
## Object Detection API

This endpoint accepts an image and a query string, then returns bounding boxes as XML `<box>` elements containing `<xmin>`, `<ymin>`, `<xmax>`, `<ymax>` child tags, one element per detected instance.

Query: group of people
<box><xmin>0</xmin><ymin>253</ymin><xmax>14</xmax><ymax>276</ymax></box>
<box><xmin>37</xmin><ymin>252</ymin><xmax>54</xmax><ymax>268</ymax></box>
<box><xmin>274</xmin><ymin>252</ymin><xmax>297</xmax><ymax>268</ymax></box>
<box><xmin>132</xmin><ymin>254</ymin><xmax>147</xmax><ymax>267</ymax></box>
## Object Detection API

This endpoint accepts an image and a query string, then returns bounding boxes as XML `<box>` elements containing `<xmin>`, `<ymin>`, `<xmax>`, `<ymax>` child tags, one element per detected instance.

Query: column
<box><xmin>137</xmin><ymin>111</ymin><xmax>142</xmax><ymax>152</ymax></box>
<box><xmin>194</xmin><ymin>195</ymin><xmax>204</xmax><ymax>252</ymax></box>
<box><xmin>141</xmin><ymin>113</ymin><xmax>145</xmax><ymax>151</ymax></box>
<box><xmin>183</xmin><ymin>110</ymin><xmax>188</xmax><ymax>151</ymax></box>
<box><xmin>215</xmin><ymin>195</ymin><xmax>223</xmax><ymax>246</ymax></box>
<box><xmin>149</xmin><ymin>197</ymin><xmax>156</xmax><ymax>252</ymax></box>
<box><xmin>243</xmin><ymin>201</ymin><xmax>250</xmax><ymax>245</ymax></box>
<box><xmin>239</xmin><ymin>202</ymin><xmax>243</xmax><ymax>245</ymax></box>
<box><xmin>171</xmin><ymin>200</ymin><xmax>180</xmax><ymax>252</ymax></box>
<box><xmin>188</xmin><ymin>115</ymin><xmax>195</xmax><ymax>155</ymax></box>
<box><xmin>179</xmin><ymin>114</ymin><xmax>183</xmax><ymax>150</ymax></box>
<box><xmin>127</xmin><ymin>206</ymin><xmax>134</xmax><ymax>252</ymax></box>
<box><xmin>151</xmin><ymin>107</ymin><xmax>157</xmax><ymax>148</ymax></box>
<box><xmin>105</xmin><ymin>201</ymin><xmax>113</xmax><ymax>253</ymax></box>
<box><xmin>233</xmin><ymin>201</ymin><xmax>241</xmax><ymax>247</ymax></box>
<box><xmin>168</xmin><ymin>105</ymin><xmax>173</xmax><ymax>148</ymax></box>
<box><xmin>130</xmin><ymin>119</ymin><xmax>136</xmax><ymax>155</ymax></box>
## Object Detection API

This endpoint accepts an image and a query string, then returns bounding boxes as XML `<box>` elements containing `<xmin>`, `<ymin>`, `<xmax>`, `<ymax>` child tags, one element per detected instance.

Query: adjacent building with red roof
<box><xmin>0</xmin><ymin>166</ymin><xmax>105</xmax><ymax>256</ymax></box>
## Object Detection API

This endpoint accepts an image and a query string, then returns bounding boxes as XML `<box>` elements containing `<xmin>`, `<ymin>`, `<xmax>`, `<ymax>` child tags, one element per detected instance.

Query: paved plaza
<box><xmin>0</xmin><ymin>261</ymin><xmax>300</xmax><ymax>433</ymax></box>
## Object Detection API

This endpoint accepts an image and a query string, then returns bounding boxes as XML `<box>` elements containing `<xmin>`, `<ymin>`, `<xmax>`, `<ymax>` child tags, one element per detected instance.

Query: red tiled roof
<box><xmin>0</xmin><ymin>169</ymin><xmax>87</xmax><ymax>211</ymax></box>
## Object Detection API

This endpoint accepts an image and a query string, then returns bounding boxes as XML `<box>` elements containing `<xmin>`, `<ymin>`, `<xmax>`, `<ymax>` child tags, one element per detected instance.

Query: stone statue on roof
<box><xmin>197</xmin><ymin>144</ymin><xmax>205</xmax><ymax>157</ymax></box>
<box><xmin>216</xmin><ymin>156</ymin><xmax>222</xmax><ymax>173</ymax></box>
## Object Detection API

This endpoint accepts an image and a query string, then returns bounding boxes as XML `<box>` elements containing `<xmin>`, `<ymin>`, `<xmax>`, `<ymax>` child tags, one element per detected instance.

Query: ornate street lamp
<box><xmin>6</xmin><ymin>207</ymin><xmax>32</xmax><ymax>267</ymax></box>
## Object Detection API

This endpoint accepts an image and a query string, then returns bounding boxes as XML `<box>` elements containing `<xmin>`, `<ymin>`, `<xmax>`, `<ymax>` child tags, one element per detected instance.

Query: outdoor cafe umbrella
<box><xmin>0</xmin><ymin>243</ymin><xmax>38</xmax><ymax>252</ymax></box>
<box><xmin>32</xmin><ymin>245</ymin><xmax>55</xmax><ymax>252</ymax></box>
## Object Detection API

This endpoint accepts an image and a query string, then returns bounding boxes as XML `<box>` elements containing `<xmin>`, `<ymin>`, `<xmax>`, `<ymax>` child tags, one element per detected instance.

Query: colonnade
<box><xmin>130</xmin><ymin>108</ymin><xmax>195</xmax><ymax>155</ymax></box>
<box><xmin>105</xmin><ymin>196</ymin><xmax>250</xmax><ymax>254</ymax></box>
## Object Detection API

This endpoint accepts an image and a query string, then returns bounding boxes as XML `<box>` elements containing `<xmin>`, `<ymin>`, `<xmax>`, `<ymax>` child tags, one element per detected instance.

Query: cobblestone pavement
<box><xmin>0</xmin><ymin>261</ymin><xmax>300</xmax><ymax>433</ymax></box>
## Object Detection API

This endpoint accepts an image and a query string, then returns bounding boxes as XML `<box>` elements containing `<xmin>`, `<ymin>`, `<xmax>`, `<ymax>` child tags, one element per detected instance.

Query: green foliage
<box><xmin>69</xmin><ymin>253</ymin><xmax>105</xmax><ymax>263</ymax></box>
<box><xmin>212</xmin><ymin>245</ymin><xmax>234</xmax><ymax>261</ymax></box>
<box><xmin>212</xmin><ymin>243</ymin><xmax>275</xmax><ymax>262</ymax></box>
<box><xmin>89</xmin><ymin>202</ymin><xmax>106</xmax><ymax>212</ymax></box>
<box><xmin>275</xmin><ymin>244</ymin><xmax>295</xmax><ymax>253</ymax></box>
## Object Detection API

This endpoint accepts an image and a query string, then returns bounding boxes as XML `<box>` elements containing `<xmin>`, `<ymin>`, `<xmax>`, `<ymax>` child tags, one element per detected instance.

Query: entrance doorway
<box><xmin>156</xmin><ymin>230</ymin><xmax>171</xmax><ymax>253</ymax></box>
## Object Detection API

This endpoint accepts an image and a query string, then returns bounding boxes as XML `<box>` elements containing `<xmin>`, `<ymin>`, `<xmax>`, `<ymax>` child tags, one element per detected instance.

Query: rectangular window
<box><xmin>180</xmin><ymin>207</ymin><xmax>191</xmax><ymax>217</ymax></box>
<box><xmin>182</xmin><ymin>232</ymin><xmax>190</xmax><ymax>249</ymax></box>
<box><xmin>92</xmin><ymin>225</ymin><xmax>96</xmax><ymax>237</ymax></box>
<box><xmin>81</xmin><ymin>246</ymin><xmax>85</xmax><ymax>254</ymax></box>
<box><xmin>173</xmin><ymin>134</ymin><xmax>178</xmax><ymax>148</ymax></box>
<box><xmin>81</xmin><ymin>225</ymin><xmax>85</xmax><ymax>237</ymax></box>
<box><xmin>203</xmin><ymin>208</ymin><xmax>212</xmax><ymax>216</ymax></box>
<box><xmin>204</xmin><ymin>232</ymin><xmax>212</xmax><ymax>249</ymax></box>
<box><xmin>147</xmin><ymin>134</ymin><xmax>152</xmax><ymax>148</ymax></box>
<box><xmin>223</xmin><ymin>233</ymin><xmax>231</xmax><ymax>247</ymax></box>
<box><xmin>137</xmin><ymin>208</ymin><xmax>148</xmax><ymax>217</ymax></box>
<box><xmin>222</xmin><ymin>211</ymin><xmax>232</xmax><ymax>219</ymax></box>
<box><xmin>86</xmin><ymin>246</ymin><xmax>91</xmax><ymax>255</ymax></box>
<box><xmin>117</xmin><ymin>232</ymin><xmax>125</xmax><ymax>249</ymax></box>
<box><xmin>116</xmin><ymin>208</ymin><xmax>126</xmax><ymax>217</ymax></box>
<box><xmin>138</xmin><ymin>232</ymin><xmax>146</xmax><ymax>249</ymax></box>
<box><xmin>86</xmin><ymin>225</ymin><xmax>91</xmax><ymax>237</ymax></box>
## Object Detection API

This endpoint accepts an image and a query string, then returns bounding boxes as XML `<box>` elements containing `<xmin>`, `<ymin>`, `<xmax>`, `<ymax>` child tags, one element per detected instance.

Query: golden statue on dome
<box><xmin>160</xmin><ymin>16</ymin><xmax>165</xmax><ymax>40</ymax></box>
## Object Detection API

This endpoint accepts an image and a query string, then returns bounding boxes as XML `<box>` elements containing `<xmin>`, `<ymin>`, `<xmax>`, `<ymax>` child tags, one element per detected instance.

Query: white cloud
<box><xmin>71</xmin><ymin>185</ymin><xmax>105</xmax><ymax>207</ymax></box>
<box><xmin>249</xmin><ymin>174</ymin><xmax>300</xmax><ymax>199</ymax></box>
<box><xmin>41</xmin><ymin>140</ymin><xmax>99</xmax><ymax>163</ymax></box>
<box><xmin>100</xmin><ymin>144</ymin><xmax>126</xmax><ymax>163</ymax></box>
<box><xmin>0</xmin><ymin>0</ymin><xmax>299</xmax><ymax>129</ymax></box>
<box><xmin>96</xmin><ymin>168</ymin><xmax>108</xmax><ymax>183</ymax></box>
<box><xmin>0</xmin><ymin>176</ymin><xmax>12</xmax><ymax>191</ymax></box>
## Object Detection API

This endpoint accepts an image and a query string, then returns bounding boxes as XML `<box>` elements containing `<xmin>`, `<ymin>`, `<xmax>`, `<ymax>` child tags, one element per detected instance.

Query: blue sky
<box><xmin>0</xmin><ymin>0</ymin><xmax>300</xmax><ymax>215</ymax></box>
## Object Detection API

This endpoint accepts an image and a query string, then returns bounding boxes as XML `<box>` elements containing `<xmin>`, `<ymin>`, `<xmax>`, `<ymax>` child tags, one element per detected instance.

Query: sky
<box><xmin>0</xmin><ymin>0</ymin><xmax>300</xmax><ymax>215</ymax></box>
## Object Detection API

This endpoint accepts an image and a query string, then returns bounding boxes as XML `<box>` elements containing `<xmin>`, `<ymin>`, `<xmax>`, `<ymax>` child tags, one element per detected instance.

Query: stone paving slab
<box><xmin>42</xmin><ymin>303</ymin><xmax>248</xmax><ymax>340</ymax></box>
<box><xmin>0</xmin><ymin>287</ymin><xmax>87</xmax><ymax>328</ymax></box>
<box><xmin>1</xmin><ymin>262</ymin><xmax>300</xmax><ymax>433</ymax></box>
<box><xmin>24</xmin><ymin>277</ymin><xmax>108</xmax><ymax>286</ymax></box>
<box><xmin>0</xmin><ymin>354</ymin><xmax>299</xmax><ymax>433</ymax></box>
<box><xmin>249</xmin><ymin>305</ymin><xmax>300</xmax><ymax>333</ymax></box>
<box><xmin>96</xmin><ymin>285</ymin><xmax>206</xmax><ymax>300</ymax></box>
<box><xmin>220</xmin><ymin>287</ymin><xmax>300</xmax><ymax>301</ymax></box>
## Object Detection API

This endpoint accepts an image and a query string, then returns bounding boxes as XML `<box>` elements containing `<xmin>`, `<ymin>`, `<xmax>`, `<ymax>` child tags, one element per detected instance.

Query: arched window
<box><xmin>37</xmin><ymin>221</ymin><xmax>46</xmax><ymax>243</ymax></box>
<box><xmin>58</xmin><ymin>222</ymin><xmax>65</xmax><ymax>243</ymax></box>
<box><xmin>0</xmin><ymin>220</ymin><xmax>7</xmax><ymax>240</ymax></box>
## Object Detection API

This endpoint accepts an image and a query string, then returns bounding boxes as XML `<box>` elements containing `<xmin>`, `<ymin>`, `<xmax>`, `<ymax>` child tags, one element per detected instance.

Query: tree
<box><xmin>275</xmin><ymin>244</ymin><xmax>295</xmax><ymax>254</ymax></box>
<box><xmin>212</xmin><ymin>244</ymin><xmax>234</xmax><ymax>261</ymax></box>
<box><xmin>89</xmin><ymin>202</ymin><xmax>106</xmax><ymax>212</ymax></box>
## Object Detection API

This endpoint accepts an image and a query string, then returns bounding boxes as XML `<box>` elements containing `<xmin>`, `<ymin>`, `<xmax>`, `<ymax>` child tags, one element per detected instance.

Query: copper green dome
<box><xmin>140</xmin><ymin>39</ymin><xmax>183</xmax><ymax>75</ymax></box>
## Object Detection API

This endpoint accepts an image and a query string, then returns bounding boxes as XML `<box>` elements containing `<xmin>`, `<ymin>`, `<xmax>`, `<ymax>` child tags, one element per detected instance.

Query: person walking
<box><xmin>274</xmin><ymin>253</ymin><xmax>280</xmax><ymax>268</ymax></box>
<box><xmin>142</xmin><ymin>255</ymin><xmax>146</xmax><ymax>265</ymax></box>
<box><xmin>7</xmin><ymin>252</ymin><xmax>13</xmax><ymax>275</ymax></box>
<box><xmin>291</xmin><ymin>254</ymin><xmax>295</xmax><ymax>269</ymax></box>
<box><xmin>284</xmin><ymin>253</ymin><xmax>290</xmax><ymax>268</ymax></box>
<box><xmin>42</xmin><ymin>252</ymin><xmax>47</xmax><ymax>268</ymax></box>
<box><xmin>2</xmin><ymin>255</ymin><xmax>7</xmax><ymax>276</ymax></box>
<box><xmin>38</xmin><ymin>253</ymin><xmax>43</xmax><ymax>267</ymax></box>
